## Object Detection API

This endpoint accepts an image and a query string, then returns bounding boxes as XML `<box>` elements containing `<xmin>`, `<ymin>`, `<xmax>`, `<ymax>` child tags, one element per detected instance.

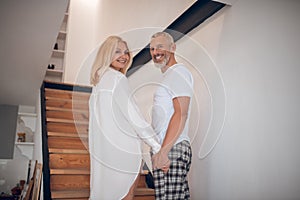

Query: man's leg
<box><xmin>154</xmin><ymin>141</ymin><xmax>192</xmax><ymax>200</ymax></box>
<box><xmin>153</xmin><ymin>169</ymin><xmax>166</xmax><ymax>200</ymax></box>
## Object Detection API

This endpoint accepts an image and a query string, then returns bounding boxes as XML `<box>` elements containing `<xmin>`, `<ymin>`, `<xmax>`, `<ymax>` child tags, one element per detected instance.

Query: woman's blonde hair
<box><xmin>90</xmin><ymin>36</ymin><xmax>132</xmax><ymax>86</ymax></box>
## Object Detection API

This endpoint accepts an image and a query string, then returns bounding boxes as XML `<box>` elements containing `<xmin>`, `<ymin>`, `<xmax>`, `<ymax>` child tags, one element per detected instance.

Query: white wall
<box><xmin>64</xmin><ymin>0</ymin><xmax>98</xmax><ymax>83</ymax></box>
<box><xmin>130</xmin><ymin>1</ymin><xmax>300</xmax><ymax>199</ymax></box>
<box><xmin>94</xmin><ymin>0</ymin><xmax>195</xmax><ymax>45</ymax></box>
<box><xmin>185</xmin><ymin>1</ymin><xmax>300</xmax><ymax>199</ymax></box>
<box><xmin>64</xmin><ymin>0</ymin><xmax>195</xmax><ymax>85</ymax></box>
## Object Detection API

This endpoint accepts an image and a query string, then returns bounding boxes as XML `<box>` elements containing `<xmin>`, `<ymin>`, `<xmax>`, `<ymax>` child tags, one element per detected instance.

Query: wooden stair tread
<box><xmin>45</xmin><ymin>88</ymin><xmax>90</xmax><ymax>102</ymax></box>
<box><xmin>46</xmin><ymin>118</ymin><xmax>89</xmax><ymax>125</ymax></box>
<box><xmin>45</xmin><ymin>96</ymin><xmax>89</xmax><ymax>108</ymax></box>
<box><xmin>135</xmin><ymin>188</ymin><xmax>155</xmax><ymax>196</ymax></box>
<box><xmin>45</xmin><ymin>88</ymin><xmax>91</xmax><ymax>96</ymax></box>
<box><xmin>51</xmin><ymin>188</ymin><xmax>153</xmax><ymax>199</ymax></box>
<box><xmin>50</xmin><ymin>169</ymin><xmax>90</xmax><ymax>175</ymax></box>
<box><xmin>48</xmin><ymin>137</ymin><xmax>88</xmax><ymax>150</ymax></box>
<box><xmin>46</xmin><ymin>97</ymin><xmax>88</xmax><ymax>107</ymax></box>
<box><xmin>46</xmin><ymin>110</ymin><xmax>89</xmax><ymax>117</ymax></box>
<box><xmin>51</xmin><ymin>190</ymin><xmax>90</xmax><ymax>199</ymax></box>
<box><xmin>48</xmin><ymin>131</ymin><xmax>88</xmax><ymax>138</ymax></box>
<box><xmin>46</xmin><ymin>106</ymin><xmax>88</xmax><ymax>113</ymax></box>
<box><xmin>49</xmin><ymin>148</ymin><xmax>89</xmax><ymax>154</ymax></box>
<box><xmin>49</xmin><ymin>153</ymin><xmax>90</xmax><ymax>169</ymax></box>
<box><xmin>47</xmin><ymin>122</ymin><xmax>88</xmax><ymax>134</ymax></box>
<box><xmin>46</xmin><ymin>109</ymin><xmax>89</xmax><ymax>123</ymax></box>
<box><xmin>50</xmin><ymin>175</ymin><xmax>90</xmax><ymax>191</ymax></box>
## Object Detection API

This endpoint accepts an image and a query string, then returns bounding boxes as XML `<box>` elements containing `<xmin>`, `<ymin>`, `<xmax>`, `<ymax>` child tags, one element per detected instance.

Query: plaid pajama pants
<box><xmin>153</xmin><ymin>140</ymin><xmax>192</xmax><ymax>200</ymax></box>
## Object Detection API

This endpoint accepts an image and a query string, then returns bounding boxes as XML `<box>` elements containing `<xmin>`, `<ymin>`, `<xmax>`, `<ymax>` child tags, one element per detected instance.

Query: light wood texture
<box><xmin>50</xmin><ymin>175</ymin><xmax>90</xmax><ymax>190</ymax></box>
<box><xmin>49</xmin><ymin>148</ymin><xmax>89</xmax><ymax>154</ymax></box>
<box><xmin>45</xmin><ymin>88</ymin><xmax>90</xmax><ymax>101</ymax></box>
<box><xmin>46</xmin><ymin>98</ymin><xmax>89</xmax><ymax>111</ymax></box>
<box><xmin>43</xmin><ymin>84</ymin><xmax>155</xmax><ymax>199</ymax></box>
<box><xmin>51</xmin><ymin>190</ymin><xmax>90</xmax><ymax>199</ymax></box>
<box><xmin>137</xmin><ymin>173</ymin><xmax>147</xmax><ymax>188</ymax></box>
<box><xmin>48</xmin><ymin>137</ymin><xmax>88</xmax><ymax>150</ymax></box>
<box><xmin>50</xmin><ymin>169</ymin><xmax>90</xmax><ymax>175</ymax></box>
<box><xmin>46</xmin><ymin>110</ymin><xmax>89</xmax><ymax>123</ymax></box>
<box><xmin>32</xmin><ymin>163</ymin><xmax>43</xmax><ymax>200</ymax></box>
<box><xmin>47</xmin><ymin>122</ymin><xmax>88</xmax><ymax>134</ymax></box>
<box><xmin>23</xmin><ymin>179</ymin><xmax>33</xmax><ymax>200</ymax></box>
<box><xmin>135</xmin><ymin>188</ymin><xmax>155</xmax><ymax>196</ymax></box>
<box><xmin>48</xmin><ymin>131</ymin><xmax>88</xmax><ymax>138</ymax></box>
<box><xmin>49</xmin><ymin>154</ymin><xmax>90</xmax><ymax>169</ymax></box>
<box><xmin>134</xmin><ymin>188</ymin><xmax>155</xmax><ymax>200</ymax></box>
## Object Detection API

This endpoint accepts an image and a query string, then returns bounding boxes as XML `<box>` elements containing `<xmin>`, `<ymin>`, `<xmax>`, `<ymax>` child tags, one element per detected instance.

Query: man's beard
<box><xmin>154</xmin><ymin>55</ymin><xmax>169</xmax><ymax>69</ymax></box>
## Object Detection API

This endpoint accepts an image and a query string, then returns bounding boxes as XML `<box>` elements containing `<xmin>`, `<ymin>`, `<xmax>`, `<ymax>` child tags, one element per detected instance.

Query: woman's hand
<box><xmin>152</xmin><ymin>150</ymin><xmax>171</xmax><ymax>173</ymax></box>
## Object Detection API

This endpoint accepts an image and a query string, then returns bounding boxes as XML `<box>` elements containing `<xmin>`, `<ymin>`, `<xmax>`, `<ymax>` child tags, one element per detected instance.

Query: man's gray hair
<box><xmin>151</xmin><ymin>32</ymin><xmax>174</xmax><ymax>44</ymax></box>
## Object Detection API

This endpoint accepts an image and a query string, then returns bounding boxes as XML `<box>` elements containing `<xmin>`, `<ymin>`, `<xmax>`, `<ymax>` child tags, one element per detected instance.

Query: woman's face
<box><xmin>110</xmin><ymin>42</ymin><xmax>130</xmax><ymax>71</ymax></box>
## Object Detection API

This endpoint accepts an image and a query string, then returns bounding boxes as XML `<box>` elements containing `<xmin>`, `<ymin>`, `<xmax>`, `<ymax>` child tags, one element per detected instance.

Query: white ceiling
<box><xmin>0</xmin><ymin>0</ymin><xmax>68</xmax><ymax>106</ymax></box>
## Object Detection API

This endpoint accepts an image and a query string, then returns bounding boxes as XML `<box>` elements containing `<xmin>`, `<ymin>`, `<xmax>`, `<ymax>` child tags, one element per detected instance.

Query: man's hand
<box><xmin>152</xmin><ymin>150</ymin><xmax>171</xmax><ymax>173</ymax></box>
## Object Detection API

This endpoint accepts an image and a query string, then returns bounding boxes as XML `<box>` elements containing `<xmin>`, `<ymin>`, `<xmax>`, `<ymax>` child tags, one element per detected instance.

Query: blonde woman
<box><xmin>89</xmin><ymin>36</ymin><xmax>160</xmax><ymax>200</ymax></box>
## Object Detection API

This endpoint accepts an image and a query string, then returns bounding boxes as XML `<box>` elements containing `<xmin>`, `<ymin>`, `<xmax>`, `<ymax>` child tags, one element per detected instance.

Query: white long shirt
<box><xmin>89</xmin><ymin>68</ymin><xmax>160</xmax><ymax>200</ymax></box>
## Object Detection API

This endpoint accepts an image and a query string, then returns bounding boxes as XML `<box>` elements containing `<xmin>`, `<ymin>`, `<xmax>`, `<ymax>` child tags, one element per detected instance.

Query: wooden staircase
<box><xmin>41</xmin><ymin>81</ymin><xmax>155</xmax><ymax>200</ymax></box>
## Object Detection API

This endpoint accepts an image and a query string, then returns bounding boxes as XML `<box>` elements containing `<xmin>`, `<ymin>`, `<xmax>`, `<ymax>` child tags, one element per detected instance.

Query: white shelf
<box><xmin>46</xmin><ymin>69</ymin><xmax>64</xmax><ymax>76</ymax></box>
<box><xmin>45</xmin><ymin>3</ymin><xmax>69</xmax><ymax>82</ymax></box>
<box><xmin>15</xmin><ymin>143</ymin><xmax>34</xmax><ymax>159</ymax></box>
<box><xmin>18</xmin><ymin>112</ymin><xmax>37</xmax><ymax>117</ymax></box>
<box><xmin>52</xmin><ymin>50</ymin><xmax>65</xmax><ymax>58</ymax></box>
<box><xmin>15</xmin><ymin>142</ymin><xmax>34</xmax><ymax>146</ymax></box>
<box><xmin>58</xmin><ymin>31</ymin><xmax>67</xmax><ymax>40</ymax></box>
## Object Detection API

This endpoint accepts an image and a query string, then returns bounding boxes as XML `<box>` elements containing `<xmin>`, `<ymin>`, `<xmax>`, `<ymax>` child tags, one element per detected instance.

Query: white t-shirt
<box><xmin>152</xmin><ymin>63</ymin><xmax>194</xmax><ymax>145</ymax></box>
<box><xmin>89</xmin><ymin>68</ymin><xmax>160</xmax><ymax>200</ymax></box>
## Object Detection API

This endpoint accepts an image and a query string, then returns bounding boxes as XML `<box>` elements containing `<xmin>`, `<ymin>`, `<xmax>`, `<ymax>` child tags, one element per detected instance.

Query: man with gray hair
<box><xmin>150</xmin><ymin>31</ymin><xmax>194</xmax><ymax>199</ymax></box>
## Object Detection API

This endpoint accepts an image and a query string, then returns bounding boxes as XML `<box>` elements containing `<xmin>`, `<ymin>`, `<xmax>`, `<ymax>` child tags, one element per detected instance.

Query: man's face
<box><xmin>150</xmin><ymin>36</ymin><xmax>172</xmax><ymax>69</ymax></box>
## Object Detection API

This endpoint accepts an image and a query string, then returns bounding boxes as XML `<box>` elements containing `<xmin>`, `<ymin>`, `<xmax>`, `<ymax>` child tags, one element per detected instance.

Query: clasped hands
<box><xmin>152</xmin><ymin>150</ymin><xmax>171</xmax><ymax>173</ymax></box>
